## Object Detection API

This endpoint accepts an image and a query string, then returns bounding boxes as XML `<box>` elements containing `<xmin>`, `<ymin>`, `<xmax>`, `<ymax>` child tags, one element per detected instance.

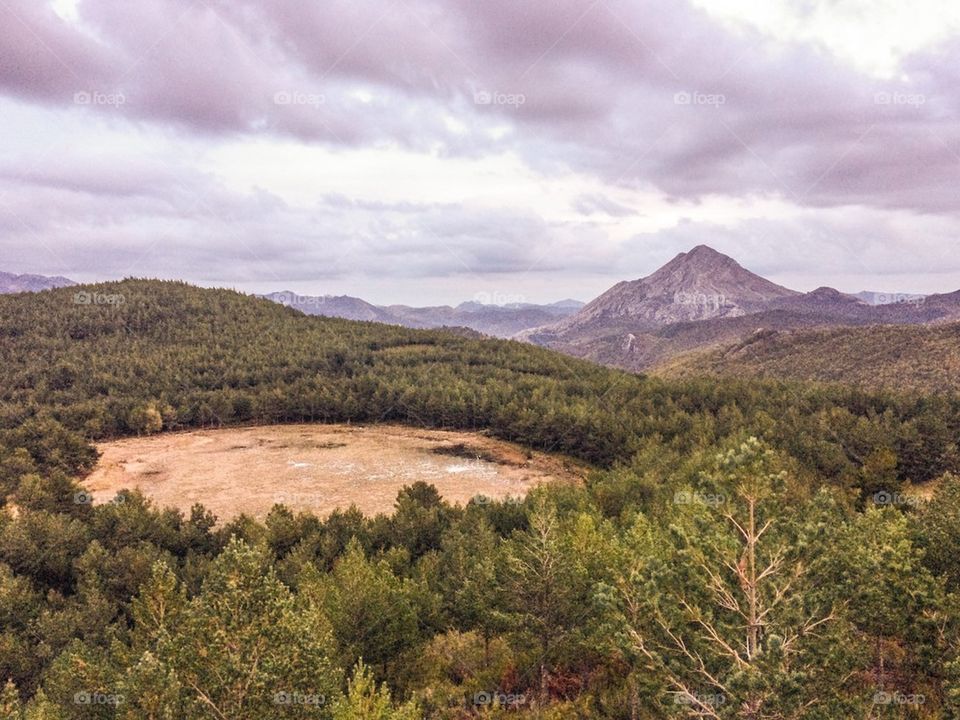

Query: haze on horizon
<box><xmin>1</xmin><ymin>0</ymin><xmax>959</xmax><ymax>306</ymax></box>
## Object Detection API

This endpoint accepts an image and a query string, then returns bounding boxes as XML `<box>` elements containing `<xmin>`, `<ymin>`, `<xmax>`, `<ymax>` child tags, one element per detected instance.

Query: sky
<box><xmin>1</xmin><ymin>0</ymin><xmax>959</xmax><ymax>306</ymax></box>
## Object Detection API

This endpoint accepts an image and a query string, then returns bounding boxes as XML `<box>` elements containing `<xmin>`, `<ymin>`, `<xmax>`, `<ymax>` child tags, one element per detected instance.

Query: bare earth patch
<box><xmin>83</xmin><ymin>424</ymin><xmax>586</xmax><ymax>519</ymax></box>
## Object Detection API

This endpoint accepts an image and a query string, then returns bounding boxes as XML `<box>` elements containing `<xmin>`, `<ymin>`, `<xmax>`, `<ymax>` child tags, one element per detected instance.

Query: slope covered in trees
<box><xmin>1</xmin><ymin>280</ymin><xmax>960</xmax><ymax>717</ymax></box>
<box><xmin>2</xmin><ymin>280</ymin><xmax>959</xmax><ymax>487</ymax></box>
<box><xmin>657</xmin><ymin>321</ymin><xmax>960</xmax><ymax>394</ymax></box>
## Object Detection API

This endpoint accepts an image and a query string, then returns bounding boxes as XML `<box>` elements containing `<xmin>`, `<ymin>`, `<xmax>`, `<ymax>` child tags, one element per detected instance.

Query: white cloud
<box><xmin>691</xmin><ymin>0</ymin><xmax>960</xmax><ymax>77</ymax></box>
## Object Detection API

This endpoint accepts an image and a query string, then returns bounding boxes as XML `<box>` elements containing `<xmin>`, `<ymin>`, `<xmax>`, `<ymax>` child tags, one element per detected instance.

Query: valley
<box><xmin>84</xmin><ymin>423</ymin><xmax>583</xmax><ymax>519</ymax></box>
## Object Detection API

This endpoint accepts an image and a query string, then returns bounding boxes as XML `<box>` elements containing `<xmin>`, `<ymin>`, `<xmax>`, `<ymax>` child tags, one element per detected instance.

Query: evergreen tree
<box><xmin>332</xmin><ymin>662</ymin><xmax>420</xmax><ymax>720</ymax></box>
<box><xmin>159</xmin><ymin>539</ymin><xmax>341</xmax><ymax>719</ymax></box>
<box><xmin>302</xmin><ymin>539</ymin><xmax>421</xmax><ymax>681</ymax></box>
<box><xmin>602</xmin><ymin>438</ymin><xmax>864</xmax><ymax>718</ymax></box>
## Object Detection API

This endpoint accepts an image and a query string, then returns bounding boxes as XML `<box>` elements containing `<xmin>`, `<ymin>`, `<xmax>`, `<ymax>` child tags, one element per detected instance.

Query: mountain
<box><xmin>657</xmin><ymin>321</ymin><xmax>960</xmax><ymax>394</ymax></box>
<box><xmin>387</xmin><ymin>301</ymin><xmax>581</xmax><ymax>336</ymax></box>
<box><xmin>0</xmin><ymin>270</ymin><xmax>75</xmax><ymax>293</ymax></box>
<box><xmin>523</xmin><ymin>245</ymin><xmax>798</xmax><ymax>343</ymax></box>
<box><xmin>263</xmin><ymin>291</ymin><xmax>399</xmax><ymax>324</ymax></box>
<box><xmin>546</xmin><ymin>298</ymin><xmax>586</xmax><ymax>310</ymax></box>
<box><xmin>520</xmin><ymin>245</ymin><xmax>960</xmax><ymax>372</ymax></box>
<box><xmin>263</xmin><ymin>292</ymin><xmax>583</xmax><ymax>337</ymax></box>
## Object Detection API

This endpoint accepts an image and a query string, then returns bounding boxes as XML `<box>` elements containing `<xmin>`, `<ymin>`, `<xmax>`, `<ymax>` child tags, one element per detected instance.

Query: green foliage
<box><xmin>126</xmin><ymin>405</ymin><xmax>163</xmax><ymax>436</ymax></box>
<box><xmin>0</xmin><ymin>511</ymin><xmax>90</xmax><ymax>591</ymax></box>
<box><xmin>915</xmin><ymin>473</ymin><xmax>960</xmax><ymax>591</ymax></box>
<box><xmin>303</xmin><ymin>539</ymin><xmax>423</xmax><ymax>679</ymax></box>
<box><xmin>1</xmin><ymin>281</ymin><xmax>959</xmax><ymax>490</ymax></box>
<box><xmin>599</xmin><ymin>439</ymin><xmax>868</xmax><ymax>717</ymax></box>
<box><xmin>0</xmin><ymin>680</ymin><xmax>21</xmax><ymax>719</ymax></box>
<box><xmin>333</xmin><ymin>662</ymin><xmax>420</xmax><ymax>720</ymax></box>
<box><xmin>499</xmin><ymin>498</ymin><xmax>603</xmax><ymax>702</ymax></box>
<box><xmin>0</xmin><ymin>283</ymin><xmax>958</xmax><ymax>717</ymax></box>
<box><xmin>159</xmin><ymin>538</ymin><xmax>341</xmax><ymax>719</ymax></box>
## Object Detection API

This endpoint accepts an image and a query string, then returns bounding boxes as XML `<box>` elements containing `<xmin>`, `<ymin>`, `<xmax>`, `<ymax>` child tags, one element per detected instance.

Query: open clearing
<box><xmin>83</xmin><ymin>424</ymin><xmax>585</xmax><ymax>519</ymax></box>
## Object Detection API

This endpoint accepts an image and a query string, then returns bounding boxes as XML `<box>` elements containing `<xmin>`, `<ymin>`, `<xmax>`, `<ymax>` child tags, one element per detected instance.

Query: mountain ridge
<box><xmin>261</xmin><ymin>291</ymin><xmax>584</xmax><ymax>337</ymax></box>
<box><xmin>0</xmin><ymin>270</ymin><xmax>76</xmax><ymax>293</ymax></box>
<box><xmin>519</xmin><ymin>245</ymin><xmax>960</xmax><ymax>372</ymax></box>
<box><xmin>521</xmin><ymin>245</ymin><xmax>800</xmax><ymax>341</ymax></box>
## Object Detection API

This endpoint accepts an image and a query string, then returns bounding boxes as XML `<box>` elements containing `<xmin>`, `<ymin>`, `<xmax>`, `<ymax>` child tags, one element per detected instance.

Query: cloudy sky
<box><xmin>1</xmin><ymin>0</ymin><xmax>959</xmax><ymax>305</ymax></box>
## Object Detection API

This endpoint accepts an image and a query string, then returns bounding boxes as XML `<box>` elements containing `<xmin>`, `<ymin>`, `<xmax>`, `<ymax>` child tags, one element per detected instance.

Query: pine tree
<box><xmin>602</xmin><ymin>438</ymin><xmax>864</xmax><ymax>718</ymax></box>
<box><xmin>332</xmin><ymin>662</ymin><xmax>420</xmax><ymax>720</ymax></box>
<box><xmin>160</xmin><ymin>538</ymin><xmax>341</xmax><ymax>719</ymax></box>
<box><xmin>500</xmin><ymin>497</ymin><xmax>586</xmax><ymax>704</ymax></box>
<box><xmin>302</xmin><ymin>539</ymin><xmax>420</xmax><ymax>680</ymax></box>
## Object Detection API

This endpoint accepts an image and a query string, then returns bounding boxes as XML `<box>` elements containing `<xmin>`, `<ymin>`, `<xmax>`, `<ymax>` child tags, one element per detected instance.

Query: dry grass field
<box><xmin>83</xmin><ymin>423</ymin><xmax>585</xmax><ymax>519</ymax></box>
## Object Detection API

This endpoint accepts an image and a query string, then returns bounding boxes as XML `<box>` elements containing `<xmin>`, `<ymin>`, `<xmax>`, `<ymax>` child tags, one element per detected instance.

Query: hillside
<box><xmin>0</xmin><ymin>279</ymin><xmax>648</xmax><ymax>467</ymax></box>
<box><xmin>2</xmin><ymin>279</ymin><xmax>960</xmax><ymax>487</ymax></box>
<box><xmin>4</xmin><ymin>280</ymin><xmax>960</xmax><ymax>718</ymax></box>
<box><xmin>657</xmin><ymin>321</ymin><xmax>960</xmax><ymax>393</ymax></box>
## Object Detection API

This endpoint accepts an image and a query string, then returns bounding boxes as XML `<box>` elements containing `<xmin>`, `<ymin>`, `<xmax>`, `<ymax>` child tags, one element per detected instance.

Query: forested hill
<box><xmin>656</xmin><ymin>321</ymin><xmax>960</xmax><ymax>394</ymax></box>
<box><xmin>5</xmin><ymin>280</ymin><xmax>960</xmax><ymax>718</ymax></box>
<box><xmin>1</xmin><ymin>279</ymin><xmax>959</xmax><ymax>491</ymax></box>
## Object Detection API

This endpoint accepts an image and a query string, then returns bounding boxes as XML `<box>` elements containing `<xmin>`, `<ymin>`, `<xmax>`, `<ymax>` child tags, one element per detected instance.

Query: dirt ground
<box><xmin>83</xmin><ymin>424</ymin><xmax>585</xmax><ymax>520</ymax></box>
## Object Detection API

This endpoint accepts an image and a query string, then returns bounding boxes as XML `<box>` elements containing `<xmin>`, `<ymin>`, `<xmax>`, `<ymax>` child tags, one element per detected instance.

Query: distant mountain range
<box><xmin>0</xmin><ymin>271</ymin><xmax>75</xmax><ymax>294</ymax></box>
<box><xmin>519</xmin><ymin>245</ymin><xmax>960</xmax><ymax>374</ymax></box>
<box><xmin>262</xmin><ymin>291</ymin><xmax>584</xmax><ymax>337</ymax></box>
